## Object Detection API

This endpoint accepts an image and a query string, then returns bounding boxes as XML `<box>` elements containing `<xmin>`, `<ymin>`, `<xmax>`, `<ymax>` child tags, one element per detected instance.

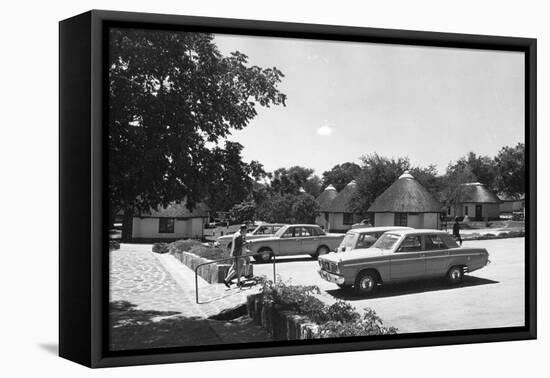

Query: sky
<box><xmin>213</xmin><ymin>34</ymin><xmax>524</xmax><ymax>176</ymax></box>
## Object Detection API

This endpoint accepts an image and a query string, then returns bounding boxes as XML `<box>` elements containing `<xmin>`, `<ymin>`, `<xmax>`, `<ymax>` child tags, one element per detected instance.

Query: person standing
<box><xmin>452</xmin><ymin>217</ymin><xmax>463</xmax><ymax>246</ymax></box>
<box><xmin>224</xmin><ymin>224</ymin><xmax>248</xmax><ymax>288</ymax></box>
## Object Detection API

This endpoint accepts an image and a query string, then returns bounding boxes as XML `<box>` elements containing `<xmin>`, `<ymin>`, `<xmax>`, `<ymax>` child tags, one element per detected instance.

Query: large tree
<box><xmin>494</xmin><ymin>143</ymin><xmax>525</xmax><ymax>197</ymax></box>
<box><xmin>270</xmin><ymin>166</ymin><xmax>321</xmax><ymax>197</ymax></box>
<box><xmin>350</xmin><ymin>154</ymin><xmax>411</xmax><ymax>214</ymax></box>
<box><xmin>350</xmin><ymin>154</ymin><xmax>439</xmax><ymax>214</ymax></box>
<box><xmin>321</xmin><ymin>162</ymin><xmax>361</xmax><ymax>191</ymax></box>
<box><xmin>108</xmin><ymin>29</ymin><xmax>286</xmax><ymax>231</ymax></box>
<box><xmin>439</xmin><ymin>160</ymin><xmax>477</xmax><ymax>215</ymax></box>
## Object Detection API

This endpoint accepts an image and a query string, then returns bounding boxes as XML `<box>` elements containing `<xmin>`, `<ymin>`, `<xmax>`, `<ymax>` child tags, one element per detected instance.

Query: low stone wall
<box><xmin>462</xmin><ymin>229</ymin><xmax>525</xmax><ymax>241</ymax></box>
<box><xmin>247</xmin><ymin>294</ymin><xmax>318</xmax><ymax>340</ymax></box>
<box><xmin>172</xmin><ymin>251</ymin><xmax>253</xmax><ymax>284</ymax></box>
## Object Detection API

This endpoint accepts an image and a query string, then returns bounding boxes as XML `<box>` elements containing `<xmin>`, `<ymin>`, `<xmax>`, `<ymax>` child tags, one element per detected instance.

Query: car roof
<box><xmin>385</xmin><ymin>229</ymin><xmax>448</xmax><ymax>236</ymax></box>
<box><xmin>284</xmin><ymin>224</ymin><xmax>322</xmax><ymax>228</ymax></box>
<box><xmin>347</xmin><ymin>226</ymin><xmax>412</xmax><ymax>234</ymax></box>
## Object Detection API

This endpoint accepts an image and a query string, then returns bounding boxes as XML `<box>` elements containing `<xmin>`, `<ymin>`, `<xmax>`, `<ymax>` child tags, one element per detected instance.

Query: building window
<box><xmin>159</xmin><ymin>218</ymin><xmax>175</xmax><ymax>233</ymax></box>
<box><xmin>343</xmin><ymin>213</ymin><xmax>354</xmax><ymax>225</ymax></box>
<box><xmin>447</xmin><ymin>207</ymin><xmax>451</xmax><ymax>215</ymax></box>
<box><xmin>394</xmin><ymin>213</ymin><xmax>408</xmax><ymax>226</ymax></box>
<box><xmin>464</xmin><ymin>206</ymin><xmax>469</xmax><ymax>216</ymax></box>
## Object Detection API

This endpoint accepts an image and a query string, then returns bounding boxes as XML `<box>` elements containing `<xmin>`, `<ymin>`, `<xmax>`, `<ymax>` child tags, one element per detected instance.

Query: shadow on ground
<box><xmin>110</xmin><ymin>300</ymin><xmax>271</xmax><ymax>351</ymax></box>
<box><xmin>252</xmin><ymin>256</ymin><xmax>315</xmax><ymax>265</ymax></box>
<box><xmin>326</xmin><ymin>276</ymin><xmax>499</xmax><ymax>301</ymax></box>
<box><xmin>38</xmin><ymin>343</ymin><xmax>58</xmax><ymax>355</ymax></box>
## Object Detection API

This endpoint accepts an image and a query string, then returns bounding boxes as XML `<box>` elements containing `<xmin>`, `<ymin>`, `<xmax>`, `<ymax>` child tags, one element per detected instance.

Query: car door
<box><xmin>298</xmin><ymin>226</ymin><xmax>319</xmax><ymax>254</ymax></box>
<box><xmin>278</xmin><ymin>226</ymin><xmax>301</xmax><ymax>255</ymax></box>
<box><xmin>423</xmin><ymin>234</ymin><xmax>450</xmax><ymax>277</ymax></box>
<box><xmin>390</xmin><ymin>235</ymin><xmax>426</xmax><ymax>280</ymax></box>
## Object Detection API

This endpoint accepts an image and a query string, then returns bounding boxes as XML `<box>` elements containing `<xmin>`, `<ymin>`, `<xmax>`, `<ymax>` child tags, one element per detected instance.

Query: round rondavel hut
<box><xmin>326</xmin><ymin>180</ymin><xmax>363</xmax><ymax>232</ymax></box>
<box><xmin>448</xmin><ymin>182</ymin><xmax>502</xmax><ymax>220</ymax></box>
<box><xmin>315</xmin><ymin>184</ymin><xmax>338</xmax><ymax>231</ymax></box>
<box><xmin>367</xmin><ymin>171</ymin><xmax>442</xmax><ymax>229</ymax></box>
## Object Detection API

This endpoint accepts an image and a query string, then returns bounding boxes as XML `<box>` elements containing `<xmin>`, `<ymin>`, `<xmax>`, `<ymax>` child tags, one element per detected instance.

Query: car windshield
<box><xmin>372</xmin><ymin>233</ymin><xmax>401</xmax><ymax>250</ymax></box>
<box><xmin>274</xmin><ymin>226</ymin><xmax>288</xmax><ymax>238</ymax></box>
<box><xmin>339</xmin><ymin>233</ymin><xmax>357</xmax><ymax>249</ymax></box>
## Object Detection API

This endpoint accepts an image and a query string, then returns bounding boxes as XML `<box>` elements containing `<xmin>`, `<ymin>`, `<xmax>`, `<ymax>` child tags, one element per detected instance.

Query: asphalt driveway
<box><xmin>254</xmin><ymin>237</ymin><xmax>525</xmax><ymax>333</ymax></box>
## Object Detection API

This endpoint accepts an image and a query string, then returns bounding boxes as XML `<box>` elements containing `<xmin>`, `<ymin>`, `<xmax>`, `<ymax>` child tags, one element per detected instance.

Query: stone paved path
<box><xmin>109</xmin><ymin>244</ymin><xmax>270</xmax><ymax>350</ymax></box>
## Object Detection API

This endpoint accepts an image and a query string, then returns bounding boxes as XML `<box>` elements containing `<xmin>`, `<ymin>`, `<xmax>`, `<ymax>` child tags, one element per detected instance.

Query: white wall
<box><xmin>327</xmin><ymin>212</ymin><xmax>361</xmax><ymax>231</ymax></box>
<box><xmin>132</xmin><ymin>217</ymin><xmax>204</xmax><ymax>239</ymax></box>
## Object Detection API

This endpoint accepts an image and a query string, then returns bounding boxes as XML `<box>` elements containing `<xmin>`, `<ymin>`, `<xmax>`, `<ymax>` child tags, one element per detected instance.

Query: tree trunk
<box><xmin>121</xmin><ymin>207</ymin><xmax>134</xmax><ymax>242</ymax></box>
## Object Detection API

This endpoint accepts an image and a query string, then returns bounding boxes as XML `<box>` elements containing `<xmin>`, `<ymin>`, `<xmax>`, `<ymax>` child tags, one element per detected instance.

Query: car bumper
<box><xmin>318</xmin><ymin>269</ymin><xmax>345</xmax><ymax>285</ymax></box>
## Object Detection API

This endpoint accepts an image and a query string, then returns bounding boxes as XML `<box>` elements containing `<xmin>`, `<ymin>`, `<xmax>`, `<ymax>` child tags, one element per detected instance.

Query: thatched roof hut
<box><xmin>459</xmin><ymin>182</ymin><xmax>502</xmax><ymax>203</ymax></box>
<box><xmin>368</xmin><ymin>172</ymin><xmax>442</xmax><ymax>213</ymax></box>
<box><xmin>316</xmin><ymin>184</ymin><xmax>338</xmax><ymax>212</ymax></box>
<box><xmin>328</xmin><ymin>180</ymin><xmax>358</xmax><ymax>213</ymax></box>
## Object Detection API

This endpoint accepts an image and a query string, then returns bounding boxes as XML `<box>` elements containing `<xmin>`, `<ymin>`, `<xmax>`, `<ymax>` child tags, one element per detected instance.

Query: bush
<box><xmin>318</xmin><ymin>308</ymin><xmax>398</xmax><ymax>337</ymax></box>
<box><xmin>168</xmin><ymin>239</ymin><xmax>203</xmax><ymax>254</ymax></box>
<box><xmin>109</xmin><ymin>240</ymin><xmax>120</xmax><ymax>251</ymax></box>
<box><xmin>188</xmin><ymin>245</ymin><xmax>230</xmax><ymax>261</ymax></box>
<box><xmin>152</xmin><ymin>243</ymin><xmax>169</xmax><ymax>254</ymax></box>
<box><xmin>258</xmin><ymin>279</ymin><xmax>396</xmax><ymax>337</ymax></box>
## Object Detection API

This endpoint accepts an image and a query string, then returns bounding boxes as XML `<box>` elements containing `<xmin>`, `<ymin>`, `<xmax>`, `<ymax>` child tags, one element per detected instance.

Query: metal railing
<box><xmin>194</xmin><ymin>253</ymin><xmax>277</xmax><ymax>304</ymax></box>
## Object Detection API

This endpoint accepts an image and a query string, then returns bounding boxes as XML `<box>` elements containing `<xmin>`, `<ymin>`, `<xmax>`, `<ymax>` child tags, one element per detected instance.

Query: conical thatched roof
<box><xmin>317</xmin><ymin>184</ymin><xmax>338</xmax><ymax>212</ymax></box>
<box><xmin>368</xmin><ymin>172</ymin><xmax>442</xmax><ymax>213</ymax></box>
<box><xmin>459</xmin><ymin>182</ymin><xmax>501</xmax><ymax>204</ymax></box>
<box><xmin>328</xmin><ymin>180</ymin><xmax>357</xmax><ymax>213</ymax></box>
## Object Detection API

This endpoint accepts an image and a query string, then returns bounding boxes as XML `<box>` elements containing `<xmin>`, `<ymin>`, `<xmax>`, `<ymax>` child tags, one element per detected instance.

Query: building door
<box><xmin>475</xmin><ymin>205</ymin><xmax>482</xmax><ymax>218</ymax></box>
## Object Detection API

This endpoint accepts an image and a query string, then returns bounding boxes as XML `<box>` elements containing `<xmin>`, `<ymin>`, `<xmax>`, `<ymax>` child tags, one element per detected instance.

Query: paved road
<box><xmin>254</xmin><ymin>237</ymin><xmax>525</xmax><ymax>334</ymax></box>
<box><xmin>110</xmin><ymin>244</ymin><xmax>270</xmax><ymax>350</ymax></box>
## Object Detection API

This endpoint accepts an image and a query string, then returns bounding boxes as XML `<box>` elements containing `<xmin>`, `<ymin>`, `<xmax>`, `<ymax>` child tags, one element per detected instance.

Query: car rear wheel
<box><xmin>254</xmin><ymin>248</ymin><xmax>273</xmax><ymax>263</ymax></box>
<box><xmin>446</xmin><ymin>266</ymin><xmax>464</xmax><ymax>285</ymax></box>
<box><xmin>354</xmin><ymin>270</ymin><xmax>378</xmax><ymax>296</ymax></box>
<box><xmin>311</xmin><ymin>245</ymin><xmax>329</xmax><ymax>259</ymax></box>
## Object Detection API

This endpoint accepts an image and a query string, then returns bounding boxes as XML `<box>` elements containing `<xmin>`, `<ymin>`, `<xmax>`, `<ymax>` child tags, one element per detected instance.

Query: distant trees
<box><xmin>270</xmin><ymin>166</ymin><xmax>321</xmax><ymax>197</ymax></box>
<box><xmin>321</xmin><ymin>162</ymin><xmax>361</xmax><ymax>191</ymax></box>
<box><xmin>254</xmin><ymin>166</ymin><xmax>321</xmax><ymax>223</ymax></box>
<box><xmin>494</xmin><ymin>143</ymin><xmax>525</xmax><ymax>197</ymax></box>
<box><xmin>222</xmin><ymin>142</ymin><xmax>525</xmax><ymax>225</ymax></box>
<box><xmin>349</xmin><ymin>154</ymin><xmax>440</xmax><ymax>215</ymax></box>
<box><xmin>228</xmin><ymin>201</ymin><xmax>257</xmax><ymax>223</ymax></box>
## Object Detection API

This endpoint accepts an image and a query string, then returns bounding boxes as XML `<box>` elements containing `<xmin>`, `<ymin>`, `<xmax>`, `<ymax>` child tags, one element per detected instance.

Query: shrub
<box><xmin>109</xmin><ymin>240</ymin><xmax>120</xmax><ymax>251</ymax></box>
<box><xmin>168</xmin><ymin>239</ymin><xmax>203</xmax><ymax>254</ymax></box>
<box><xmin>188</xmin><ymin>245</ymin><xmax>230</xmax><ymax>261</ymax></box>
<box><xmin>152</xmin><ymin>243</ymin><xmax>169</xmax><ymax>254</ymax></box>
<box><xmin>318</xmin><ymin>308</ymin><xmax>398</xmax><ymax>337</ymax></box>
<box><xmin>258</xmin><ymin>279</ymin><xmax>396</xmax><ymax>337</ymax></box>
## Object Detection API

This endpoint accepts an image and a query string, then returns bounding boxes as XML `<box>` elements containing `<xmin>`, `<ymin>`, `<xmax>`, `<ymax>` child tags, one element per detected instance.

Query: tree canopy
<box><xmin>322</xmin><ymin>162</ymin><xmax>361</xmax><ymax>191</ymax></box>
<box><xmin>494</xmin><ymin>143</ymin><xmax>525</xmax><ymax>197</ymax></box>
<box><xmin>108</xmin><ymin>29</ymin><xmax>286</xmax><ymax>223</ymax></box>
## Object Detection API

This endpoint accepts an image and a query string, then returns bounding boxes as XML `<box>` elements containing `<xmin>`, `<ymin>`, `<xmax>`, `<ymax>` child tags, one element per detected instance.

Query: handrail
<box><xmin>194</xmin><ymin>252</ymin><xmax>277</xmax><ymax>304</ymax></box>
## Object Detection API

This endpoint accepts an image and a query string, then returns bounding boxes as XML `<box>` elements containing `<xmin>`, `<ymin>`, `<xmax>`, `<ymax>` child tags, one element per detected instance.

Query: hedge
<box><xmin>248</xmin><ymin>280</ymin><xmax>396</xmax><ymax>339</ymax></box>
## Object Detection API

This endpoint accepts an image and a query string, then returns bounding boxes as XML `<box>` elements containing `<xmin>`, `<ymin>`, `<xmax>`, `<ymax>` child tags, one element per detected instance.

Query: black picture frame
<box><xmin>59</xmin><ymin>9</ymin><xmax>537</xmax><ymax>368</ymax></box>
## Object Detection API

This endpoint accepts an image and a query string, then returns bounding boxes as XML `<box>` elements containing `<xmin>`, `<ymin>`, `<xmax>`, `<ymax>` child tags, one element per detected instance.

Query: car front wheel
<box><xmin>254</xmin><ymin>248</ymin><xmax>273</xmax><ymax>263</ymax></box>
<box><xmin>311</xmin><ymin>245</ymin><xmax>329</xmax><ymax>259</ymax></box>
<box><xmin>354</xmin><ymin>270</ymin><xmax>378</xmax><ymax>296</ymax></box>
<box><xmin>446</xmin><ymin>266</ymin><xmax>464</xmax><ymax>285</ymax></box>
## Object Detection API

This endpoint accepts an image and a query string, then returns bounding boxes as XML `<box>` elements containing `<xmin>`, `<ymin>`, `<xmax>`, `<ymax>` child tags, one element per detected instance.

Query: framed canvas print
<box><xmin>59</xmin><ymin>10</ymin><xmax>536</xmax><ymax>368</ymax></box>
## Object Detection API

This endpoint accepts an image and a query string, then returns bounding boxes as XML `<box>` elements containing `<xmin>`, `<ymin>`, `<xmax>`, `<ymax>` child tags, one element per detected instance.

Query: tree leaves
<box><xmin>108</xmin><ymin>29</ymin><xmax>286</xmax><ymax>220</ymax></box>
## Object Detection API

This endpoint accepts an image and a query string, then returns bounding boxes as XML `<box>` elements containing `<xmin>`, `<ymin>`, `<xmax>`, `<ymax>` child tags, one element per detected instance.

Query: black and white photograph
<box><xmin>107</xmin><ymin>26</ymin><xmax>528</xmax><ymax>351</ymax></box>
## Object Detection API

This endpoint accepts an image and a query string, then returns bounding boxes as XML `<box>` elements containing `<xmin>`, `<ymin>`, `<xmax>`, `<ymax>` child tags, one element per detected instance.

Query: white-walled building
<box><xmin>447</xmin><ymin>182</ymin><xmax>502</xmax><ymax>220</ymax></box>
<box><xmin>368</xmin><ymin>172</ymin><xmax>442</xmax><ymax>229</ymax></box>
<box><xmin>131</xmin><ymin>201</ymin><xmax>209</xmax><ymax>241</ymax></box>
<box><xmin>315</xmin><ymin>184</ymin><xmax>338</xmax><ymax>231</ymax></box>
<box><xmin>318</xmin><ymin>180</ymin><xmax>363</xmax><ymax>232</ymax></box>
